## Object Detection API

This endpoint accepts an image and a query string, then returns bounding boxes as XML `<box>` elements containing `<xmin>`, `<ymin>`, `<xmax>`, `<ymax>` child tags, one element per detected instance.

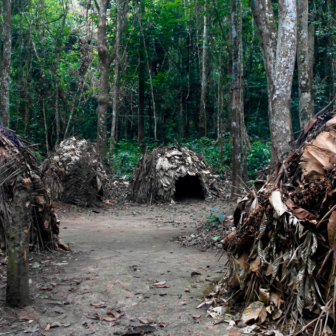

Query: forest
<box><xmin>1</xmin><ymin>0</ymin><xmax>335</xmax><ymax>189</ymax></box>
<box><xmin>1</xmin><ymin>0</ymin><xmax>336</xmax><ymax>335</ymax></box>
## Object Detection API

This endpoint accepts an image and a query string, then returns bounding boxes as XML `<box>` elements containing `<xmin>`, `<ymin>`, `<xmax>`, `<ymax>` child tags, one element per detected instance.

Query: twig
<box><xmin>315</xmin><ymin>95</ymin><xmax>336</xmax><ymax>117</ymax></box>
<box><xmin>294</xmin><ymin>316</ymin><xmax>319</xmax><ymax>336</ymax></box>
<box><xmin>316</xmin><ymin>204</ymin><xmax>336</xmax><ymax>229</ymax></box>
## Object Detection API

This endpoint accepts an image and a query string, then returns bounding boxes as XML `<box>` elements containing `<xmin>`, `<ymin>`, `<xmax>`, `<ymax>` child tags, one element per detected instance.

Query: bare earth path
<box><xmin>0</xmin><ymin>200</ymin><xmax>240</xmax><ymax>336</ymax></box>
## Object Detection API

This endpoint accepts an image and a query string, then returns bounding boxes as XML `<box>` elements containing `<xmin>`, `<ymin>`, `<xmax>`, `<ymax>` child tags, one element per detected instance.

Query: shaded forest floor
<box><xmin>0</xmin><ymin>198</ymin><xmax>243</xmax><ymax>336</ymax></box>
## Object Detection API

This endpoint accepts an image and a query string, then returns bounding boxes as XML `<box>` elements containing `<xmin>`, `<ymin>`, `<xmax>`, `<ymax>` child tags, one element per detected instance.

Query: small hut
<box><xmin>128</xmin><ymin>145</ymin><xmax>219</xmax><ymax>203</ymax></box>
<box><xmin>41</xmin><ymin>137</ymin><xmax>107</xmax><ymax>207</ymax></box>
<box><xmin>211</xmin><ymin>108</ymin><xmax>336</xmax><ymax>333</ymax></box>
<box><xmin>0</xmin><ymin>127</ymin><xmax>66</xmax><ymax>251</ymax></box>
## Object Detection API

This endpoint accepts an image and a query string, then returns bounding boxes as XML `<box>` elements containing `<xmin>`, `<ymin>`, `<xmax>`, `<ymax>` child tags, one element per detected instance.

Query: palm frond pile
<box><xmin>41</xmin><ymin>137</ymin><xmax>107</xmax><ymax>207</ymax></box>
<box><xmin>210</xmin><ymin>109</ymin><xmax>336</xmax><ymax>335</ymax></box>
<box><xmin>0</xmin><ymin>127</ymin><xmax>66</xmax><ymax>251</ymax></box>
<box><xmin>128</xmin><ymin>145</ymin><xmax>220</xmax><ymax>204</ymax></box>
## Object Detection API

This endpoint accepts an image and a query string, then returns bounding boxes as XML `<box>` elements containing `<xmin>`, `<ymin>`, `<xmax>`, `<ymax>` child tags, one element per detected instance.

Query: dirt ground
<box><xmin>0</xmin><ymin>198</ymin><xmax>243</xmax><ymax>336</ymax></box>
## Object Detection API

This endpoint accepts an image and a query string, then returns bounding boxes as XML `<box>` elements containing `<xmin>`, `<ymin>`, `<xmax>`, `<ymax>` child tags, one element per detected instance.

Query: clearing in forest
<box><xmin>0</xmin><ymin>199</ymin><xmax>238</xmax><ymax>336</ymax></box>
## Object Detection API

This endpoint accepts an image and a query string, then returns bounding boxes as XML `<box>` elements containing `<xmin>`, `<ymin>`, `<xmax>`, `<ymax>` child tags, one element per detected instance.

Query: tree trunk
<box><xmin>308</xmin><ymin>22</ymin><xmax>315</xmax><ymax>111</ymax></box>
<box><xmin>1</xmin><ymin>0</ymin><xmax>12</xmax><ymax>127</ymax></box>
<box><xmin>23</xmin><ymin>81</ymin><xmax>29</xmax><ymax>136</ymax></box>
<box><xmin>96</xmin><ymin>0</ymin><xmax>109</xmax><ymax>159</ymax></box>
<box><xmin>42</xmin><ymin>99</ymin><xmax>49</xmax><ymax>154</ymax></box>
<box><xmin>55</xmin><ymin>77</ymin><xmax>60</xmax><ymax>145</ymax></box>
<box><xmin>6</xmin><ymin>176</ymin><xmax>32</xmax><ymax>307</ymax></box>
<box><xmin>270</xmin><ymin>0</ymin><xmax>296</xmax><ymax>160</ymax></box>
<box><xmin>297</xmin><ymin>0</ymin><xmax>314</xmax><ymax>128</ymax></box>
<box><xmin>250</xmin><ymin>0</ymin><xmax>295</xmax><ymax>163</ymax></box>
<box><xmin>199</xmin><ymin>0</ymin><xmax>208</xmax><ymax>137</ymax></box>
<box><xmin>138</xmin><ymin>59</ymin><xmax>145</xmax><ymax>148</ymax></box>
<box><xmin>138</xmin><ymin>3</ymin><xmax>145</xmax><ymax>150</ymax></box>
<box><xmin>109</xmin><ymin>0</ymin><xmax>121</xmax><ymax>165</ymax></box>
<box><xmin>238</xmin><ymin>0</ymin><xmax>249</xmax><ymax>181</ymax></box>
<box><xmin>231</xmin><ymin>0</ymin><xmax>242</xmax><ymax>198</ymax></box>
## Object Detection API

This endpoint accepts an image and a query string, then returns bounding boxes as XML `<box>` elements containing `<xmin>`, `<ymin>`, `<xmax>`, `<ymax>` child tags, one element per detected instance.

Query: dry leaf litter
<box><xmin>0</xmin><ymin>127</ymin><xmax>67</xmax><ymax>251</ymax></box>
<box><xmin>203</xmin><ymin>108</ymin><xmax>336</xmax><ymax>335</ymax></box>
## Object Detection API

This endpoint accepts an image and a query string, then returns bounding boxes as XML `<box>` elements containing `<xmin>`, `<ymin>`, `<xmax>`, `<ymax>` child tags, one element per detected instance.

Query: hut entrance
<box><xmin>175</xmin><ymin>174</ymin><xmax>205</xmax><ymax>200</ymax></box>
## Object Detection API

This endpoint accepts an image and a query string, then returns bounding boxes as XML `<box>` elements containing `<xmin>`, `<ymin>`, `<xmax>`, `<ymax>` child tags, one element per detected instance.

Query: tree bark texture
<box><xmin>231</xmin><ymin>0</ymin><xmax>241</xmax><ymax>198</ymax></box>
<box><xmin>297</xmin><ymin>0</ymin><xmax>314</xmax><ymax>129</ymax></box>
<box><xmin>96</xmin><ymin>0</ymin><xmax>109</xmax><ymax>159</ymax></box>
<box><xmin>1</xmin><ymin>0</ymin><xmax>12</xmax><ymax>127</ymax></box>
<box><xmin>199</xmin><ymin>0</ymin><xmax>208</xmax><ymax>137</ymax></box>
<box><xmin>42</xmin><ymin>99</ymin><xmax>49</xmax><ymax>154</ymax></box>
<box><xmin>109</xmin><ymin>0</ymin><xmax>121</xmax><ymax>165</ymax></box>
<box><xmin>250</xmin><ymin>0</ymin><xmax>296</xmax><ymax>163</ymax></box>
<box><xmin>308</xmin><ymin>22</ymin><xmax>314</xmax><ymax>109</ymax></box>
<box><xmin>55</xmin><ymin>78</ymin><xmax>60</xmax><ymax>145</ymax></box>
<box><xmin>238</xmin><ymin>0</ymin><xmax>249</xmax><ymax>181</ymax></box>
<box><xmin>6</xmin><ymin>176</ymin><xmax>32</xmax><ymax>307</ymax></box>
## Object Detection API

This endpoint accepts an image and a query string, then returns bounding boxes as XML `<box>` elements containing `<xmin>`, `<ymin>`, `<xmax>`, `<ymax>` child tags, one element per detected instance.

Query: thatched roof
<box><xmin>209</xmin><ymin>108</ymin><xmax>336</xmax><ymax>334</ymax></box>
<box><xmin>0</xmin><ymin>127</ymin><xmax>66</xmax><ymax>251</ymax></box>
<box><xmin>41</xmin><ymin>137</ymin><xmax>107</xmax><ymax>207</ymax></box>
<box><xmin>128</xmin><ymin>145</ymin><xmax>219</xmax><ymax>203</ymax></box>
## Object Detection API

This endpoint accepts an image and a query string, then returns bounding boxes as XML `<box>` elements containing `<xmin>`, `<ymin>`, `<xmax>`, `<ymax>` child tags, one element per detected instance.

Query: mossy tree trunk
<box><xmin>6</xmin><ymin>176</ymin><xmax>32</xmax><ymax>307</ymax></box>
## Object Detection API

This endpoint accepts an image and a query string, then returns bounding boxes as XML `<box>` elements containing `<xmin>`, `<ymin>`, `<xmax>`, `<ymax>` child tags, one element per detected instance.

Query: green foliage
<box><xmin>5</xmin><ymin>0</ymin><xmax>335</xmax><ymax>179</ymax></box>
<box><xmin>247</xmin><ymin>140</ymin><xmax>271</xmax><ymax>178</ymax></box>
<box><xmin>208</xmin><ymin>208</ymin><xmax>225</xmax><ymax>227</ymax></box>
<box><xmin>111</xmin><ymin>141</ymin><xmax>143</xmax><ymax>179</ymax></box>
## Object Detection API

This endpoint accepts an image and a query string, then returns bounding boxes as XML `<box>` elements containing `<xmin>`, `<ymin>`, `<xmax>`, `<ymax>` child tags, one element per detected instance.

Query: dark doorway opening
<box><xmin>175</xmin><ymin>174</ymin><xmax>205</xmax><ymax>200</ymax></box>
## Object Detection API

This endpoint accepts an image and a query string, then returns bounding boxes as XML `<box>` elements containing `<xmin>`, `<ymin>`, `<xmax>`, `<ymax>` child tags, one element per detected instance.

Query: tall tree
<box><xmin>138</xmin><ymin>1</ymin><xmax>145</xmax><ymax>149</ymax></box>
<box><xmin>297</xmin><ymin>0</ymin><xmax>314</xmax><ymax>128</ymax></box>
<box><xmin>1</xmin><ymin>0</ymin><xmax>12</xmax><ymax>127</ymax></box>
<box><xmin>97</xmin><ymin>0</ymin><xmax>109</xmax><ymax>159</ymax></box>
<box><xmin>109</xmin><ymin>0</ymin><xmax>122</xmax><ymax>164</ymax></box>
<box><xmin>231</xmin><ymin>0</ymin><xmax>243</xmax><ymax>197</ymax></box>
<box><xmin>199</xmin><ymin>0</ymin><xmax>208</xmax><ymax>137</ymax></box>
<box><xmin>250</xmin><ymin>0</ymin><xmax>297</xmax><ymax>163</ymax></box>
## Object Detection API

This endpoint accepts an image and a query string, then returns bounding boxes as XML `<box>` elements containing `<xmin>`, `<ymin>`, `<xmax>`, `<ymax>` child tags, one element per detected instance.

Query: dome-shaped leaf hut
<box><xmin>128</xmin><ymin>145</ymin><xmax>219</xmax><ymax>203</ymax></box>
<box><xmin>0</xmin><ymin>127</ymin><xmax>66</xmax><ymax>251</ymax></box>
<box><xmin>41</xmin><ymin>137</ymin><xmax>107</xmax><ymax>207</ymax></box>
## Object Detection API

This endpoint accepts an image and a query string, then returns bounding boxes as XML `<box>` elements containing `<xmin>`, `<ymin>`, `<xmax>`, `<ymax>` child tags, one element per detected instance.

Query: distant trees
<box><xmin>1</xmin><ymin>0</ymin><xmax>336</xmax><ymax>190</ymax></box>
<box><xmin>0</xmin><ymin>0</ymin><xmax>11</xmax><ymax>127</ymax></box>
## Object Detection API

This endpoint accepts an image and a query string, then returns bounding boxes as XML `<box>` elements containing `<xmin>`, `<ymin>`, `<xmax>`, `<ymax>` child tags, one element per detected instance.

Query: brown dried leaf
<box><xmin>271</xmin><ymin>308</ymin><xmax>282</xmax><ymax>320</ymax></box>
<box><xmin>327</xmin><ymin>211</ymin><xmax>336</xmax><ymax>247</ymax></box>
<box><xmin>222</xmin><ymin>229</ymin><xmax>236</xmax><ymax>245</ymax></box>
<box><xmin>250</xmin><ymin>257</ymin><xmax>260</xmax><ymax>272</ymax></box>
<box><xmin>107</xmin><ymin>311</ymin><xmax>121</xmax><ymax>319</ymax></box>
<box><xmin>259</xmin><ymin>288</ymin><xmax>270</xmax><ymax>305</ymax></box>
<box><xmin>300</xmin><ymin>144</ymin><xmax>335</xmax><ymax>181</ymax></box>
<box><xmin>285</xmin><ymin>199</ymin><xmax>317</xmax><ymax>221</ymax></box>
<box><xmin>270</xmin><ymin>292</ymin><xmax>284</xmax><ymax>309</ymax></box>
<box><xmin>241</xmin><ymin>301</ymin><xmax>266</xmax><ymax>324</ymax></box>
<box><xmin>265</xmin><ymin>262</ymin><xmax>273</xmax><ymax>276</ymax></box>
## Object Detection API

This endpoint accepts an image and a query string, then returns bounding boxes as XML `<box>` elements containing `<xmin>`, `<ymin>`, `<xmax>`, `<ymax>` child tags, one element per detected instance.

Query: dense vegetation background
<box><xmin>2</xmin><ymin>0</ymin><xmax>336</xmax><ymax>179</ymax></box>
